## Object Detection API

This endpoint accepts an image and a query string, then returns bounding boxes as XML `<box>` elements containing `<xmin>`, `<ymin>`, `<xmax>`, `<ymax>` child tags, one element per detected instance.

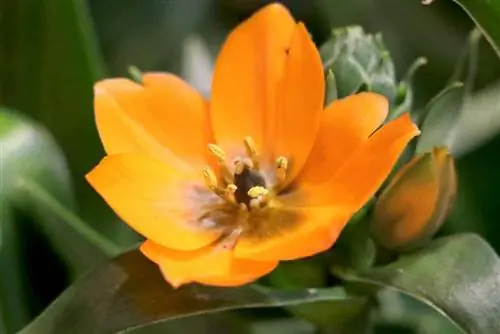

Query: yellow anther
<box><xmin>208</xmin><ymin>143</ymin><xmax>226</xmax><ymax>163</ymax></box>
<box><xmin>275</xmin><ymin>156</ymin><xmax>288</xmax><ymax>183</ymax></box>
<box><xmin>223</xmin><ymin>184</ymin><xmax>237</xmax><ymax>204</ymax></box>
<box><xmin>244</xmin><ymin>136</ymin><xmax>260</xmax><ymax>170</ymax></box>
<box><xmin>201</xmin><ymin>167</ymin><xmax>218</xmax><ymax>192</ymax></box>
<box><xmin>247</xmin><ymin>186</ymin><xmax>269</xmax><ymax>199</ymax></box>
<box><xmin>226</xmin><ymin>184</ymin><xmax>237</xmax><ymax>193</ymax></box>
<box><xmin>207</xmin><ymin>143</ymin><xmax>233</xmax><ymax>183</ymax></box>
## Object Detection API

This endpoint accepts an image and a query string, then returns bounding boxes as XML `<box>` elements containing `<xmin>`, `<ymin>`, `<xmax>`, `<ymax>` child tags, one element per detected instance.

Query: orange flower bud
<box><xmin>370</xmin><ymin>147</ymin><xmax>456</xmax><ymax>251</ymax></box>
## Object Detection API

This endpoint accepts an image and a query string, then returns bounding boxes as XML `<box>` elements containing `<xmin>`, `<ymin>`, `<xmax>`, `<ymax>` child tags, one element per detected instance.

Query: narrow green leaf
<box><xmin>389</xmin><ymin>57</ymin><xmax>428</xmax><ymax>121</ymax></box>
<box><xmin>448</xmin><ymin>28</ymin><xmax>482</xmax><ymax>91</ymax></box>
<box><xmin>1</xmin><ymin>108</ymin><xmax>112</xmax><ymax>332</ymax></box>
<box><xmin>0</xmin><ymin>0</ymin><xmax>117</xmax><ymax>236</ymax></box>
<box><xmin>0</xmin><ymin>108</ymin><xmax>117</xmax><ymax>275</ymax></box>
<box><xmin>20</xmin><ymin>250</ymin><xmax>360</xmax><ymax>334</ymax></box>
<box><xmin>415</xmin><ymin>82</ymin><xmax>465</xmax><ymax>154</ymax></box>
<box><xmin>341</xmin><ymin>234</ymin><xmax>500</xmax><ymax>333</ymax></box>
<box><xmin>0</xmin><ymin>197</ymin><xmax>31</xmax><ymax>333</ymax></box>
<box><xmin>454</xmin><ymin>81</ymin><xmax>500</xmax><ymax>156</ymax></box>
<box><xmin>450</xmin><ymin>0</ymin><xmax>500</xmax><ymax>58</ymax></box>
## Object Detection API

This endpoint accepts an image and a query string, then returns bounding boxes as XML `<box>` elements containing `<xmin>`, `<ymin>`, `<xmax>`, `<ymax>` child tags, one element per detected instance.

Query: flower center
<box><xmin>202</xmin><ymin>137</ymin><xmax>288</xmax><ymax>211</ymax></box>
<box><xmin>233</xmin><ymin>165</ymin><xmax>267</xmax><ymax>207</ymax></box>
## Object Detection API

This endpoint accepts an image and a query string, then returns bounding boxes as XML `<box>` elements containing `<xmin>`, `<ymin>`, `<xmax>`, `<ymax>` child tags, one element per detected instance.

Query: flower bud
<box><xmin>370</xmin><ymin>147</ymin><xmax>456</xmax><ymax>251</ymax></box>
<box><xmin>320</xmin><ymin>26</ymin><xmax>397</xmax><ymax>101</ymax></box>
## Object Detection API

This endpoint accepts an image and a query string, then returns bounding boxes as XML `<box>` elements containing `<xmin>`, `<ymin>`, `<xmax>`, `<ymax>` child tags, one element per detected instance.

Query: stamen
<box><xmin>201</xmin><ymin>167</ymin><xmax>218</xmax><ymax>192</ymax></box>
<box><xmin>207</xmin><ymin>143</ymin><xmax>232</xmax><ymax>183</ymax></box>
<box><xmin>247</xmin><ymin>186</ymin><xmax>269</xmax><ymax>199</ymax></box>
<box><xmin>275</xmin><ymin>156</ymin><xmax>288</xmax><ymax>184</ymax></box>
<box><xmin>224</xmin><ymin>184</ymin><xmax>237</xmax><ymax>203</ymax></box>
<box><xmin>247</xmin><ymin>186</ymin><xmax>268</xmax><ymax>209</ymax></box>
<box><xmin>201</xmin><ymin>167</ymin><xmax>238</xmax><ymax>204</ymax></box>
<box><xmin>244</xmin><ymin>136</ymin><xmax>260</xmax><ymax>170</ymax></box>
<box><xmin>207</xmin><ymin>143</ymin><xmax>226</xmax><ymax>163</ymax></box>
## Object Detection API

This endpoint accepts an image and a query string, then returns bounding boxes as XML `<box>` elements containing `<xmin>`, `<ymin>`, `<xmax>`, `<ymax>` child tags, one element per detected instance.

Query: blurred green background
<box><xmin>1</xmin><ymin>0</ymin><xmax>500</xmax><ymax>333</ymax></box>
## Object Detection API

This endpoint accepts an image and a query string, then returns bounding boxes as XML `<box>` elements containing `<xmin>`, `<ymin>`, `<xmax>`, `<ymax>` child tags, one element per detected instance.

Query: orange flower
<box><xmin>86</xmin><ymin>3</ymin><xmax>419</xmax><ymax>288</ymax></box>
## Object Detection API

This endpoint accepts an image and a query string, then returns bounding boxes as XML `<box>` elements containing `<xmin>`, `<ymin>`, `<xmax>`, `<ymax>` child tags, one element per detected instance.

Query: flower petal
<box><xmin>370</xmin><ymin>151</ymin><xmax>439</xmax><ymax>250</ymax></box>
<box><xmin>233</xmin><ymin>206</ymin><xmax>354</xmax><ymax>261</ymax></box>
<box><xmin>141</xmin><ymin>241</ymin><xmax>278</xmax><ymax>287</ymax></box>
<box><xmin>293</xmin><ymin>113</ymin><xmax>420</xmax><ymax>208</ymax></box>
<box><xmin>298</xmin><ymin>93</ymin><xmax>389</xmax><ymax>185</ymax></box>
<box><xmin>196</xmin><ymin>258</ymin><xmax>278</xmax><ymax>287</ymax></box>
<box><xmin>86</xmin><ymin>153</ymin><xmax>227</xmax><ymax>251</ymax></box>
<box><xmin>94</xmin><ymin>73</ymin><xmax>210</xmax><ymax>166</ymax></box>
<box><xmin>141</xmin><ymin>241</ymin><xmax>232</xmax><ymax>288</ymax></box>
<box><xmin>210</xmin><ymin>3</ymin><xmax>295</xmax><ymax>158</ymax></box>
<box><xmin>269</xmin><ymin>22</ymin><xmax>325</xmax><ymax>186</ymax></box>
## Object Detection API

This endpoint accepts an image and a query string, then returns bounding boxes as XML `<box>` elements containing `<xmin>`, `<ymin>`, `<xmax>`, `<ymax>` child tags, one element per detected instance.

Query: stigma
<box><xmin>202</xmin><ymin>138</ymin><xmax>289</xmax><ymax>210</ymax></box>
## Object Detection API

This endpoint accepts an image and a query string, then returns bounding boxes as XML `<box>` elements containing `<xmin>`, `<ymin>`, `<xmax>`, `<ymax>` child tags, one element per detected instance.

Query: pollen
<box><xmin>247</xmin><ymin>186</ymin><xmax>269</xmax><ymax>198</ymax></box>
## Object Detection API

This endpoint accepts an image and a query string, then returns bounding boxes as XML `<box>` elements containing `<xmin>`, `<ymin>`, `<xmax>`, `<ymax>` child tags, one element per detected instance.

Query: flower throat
<box><xmin>202</xmin><ymin>137</ymin><xmax>288</xmax><ymax>211</ymax></box>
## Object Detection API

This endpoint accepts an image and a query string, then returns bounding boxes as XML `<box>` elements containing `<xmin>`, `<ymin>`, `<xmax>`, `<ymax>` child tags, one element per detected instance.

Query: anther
<box><xmin>247</xmin><ymin>186</ymin><xmax>269</xmax><ymax>199</ymax></box>
<box><xmin>201</xmin><ymin>167</ymin><xmax>218</xmax><ymax>192</ymax></box>
<box><xmin>207</xmin><ymin>144</ymin><xmax>226</xmax><ymax>163</ymax></box>
<box><xmin>207</xmin><ymin>143</ymin><xmax>232</xmax><ymax>183</ymax></box>
<box><xmin>247</xmin><ymin>186</ymin><xmax>269</xmax><ymax>209</ymax></box>
<box><xmin>244</xmin><ymin>136</ymin><xmax>260</xmax><ymax>170</ymax></box>
<box><xmin>275</xmin><ymin>156</ymin><xmax>288</xmax><ymax>184</ymax></box>
<box><xmin>224</xmin><ymin>184</ymin><xmax>237</xmax><ymax>203</ymax></box>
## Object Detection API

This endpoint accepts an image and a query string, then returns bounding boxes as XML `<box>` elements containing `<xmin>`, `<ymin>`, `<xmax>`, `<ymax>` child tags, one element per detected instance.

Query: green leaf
<box><xmin>0</xmin><ymin>108</ymin><xmax>118</xmax><ymax>269</ymax></box>
<box><xmin>1</xmin><ymin>108</ymin><xmax>115</xmax><ymax>332</ymax></box>
<box><xmin>340</xmin><ymin>234</ymin><xmax>500</xmax><ymax>333</ymax></box>
<box><xmin>0</xmin><ymin>196</ymin><xmax>31</xmax><ymax>333</ymax></box>
<box><xmin>375</xmin><ymin>290</ymin><xmax>462</xmax><ymax>334</ymax></box>
<box><xmin>416</xmin><ymin>28</ymin><xmax>481</xmax><ymax>154</ymax></box>
<box><xmin>450</xmin><ymin>0</ymin><xmax>500</xmax><ymax>58</ymax></box>
<box><xmin>454</xmin><ymin>81</ymin><xmax>500</xmax><ymax>156</ymax></box>
<box><xmin>0</xmin><ymin>0</ymin><xmax>126</xmax><ymax>240</ymax></box>
<box><xmin>448</xmin><ymin>28</ymin><xmax>482</xmax><ymax>91</ymax></box>
<box><xmin>388</xmin><ymin>57</ymin><xmax>428</xmax><ymax>121</ymax></box>
<box><xmin>20</xmin><ymin>249</ymin><xmax>362</xmax><ymax>334</ymax></box>
<box><xmin>415</xmin><ymin>82</ymin><xmax>466</xmax><ymax>154</ymax></box>
<box><xmin>0</xmin><ymin>107</ymin><xmax>118</xmax><ymax>333</ymax></box>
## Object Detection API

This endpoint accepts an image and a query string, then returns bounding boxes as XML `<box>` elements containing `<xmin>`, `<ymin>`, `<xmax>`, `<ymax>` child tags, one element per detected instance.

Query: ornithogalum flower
<box><xmin>86</xmin><ymin>3</ymin><xmax>419</xmax><ymax>288</ymax></box>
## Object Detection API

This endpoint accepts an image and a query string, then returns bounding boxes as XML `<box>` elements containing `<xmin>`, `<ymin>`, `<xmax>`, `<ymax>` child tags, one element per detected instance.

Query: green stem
<box><xmin>20</xmin><ymin>179</ymin><xmax>121</xmax><ymax>257</ymax></box>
